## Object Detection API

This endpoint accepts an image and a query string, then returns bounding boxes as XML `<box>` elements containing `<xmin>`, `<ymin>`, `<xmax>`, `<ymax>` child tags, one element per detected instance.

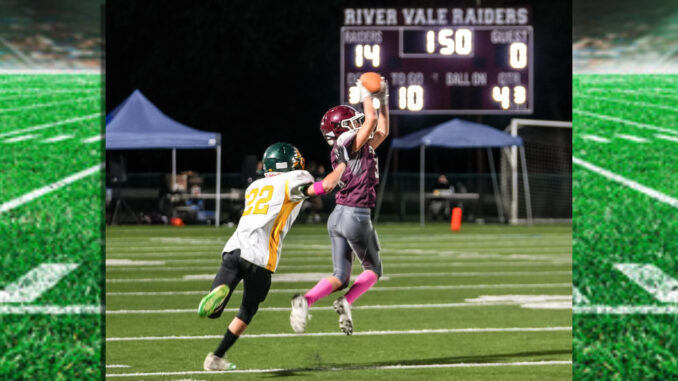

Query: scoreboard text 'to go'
<box><xmin>341</xmin><ymin>7</ymin><xmax>533</xmax><ymax>114</ymax></box>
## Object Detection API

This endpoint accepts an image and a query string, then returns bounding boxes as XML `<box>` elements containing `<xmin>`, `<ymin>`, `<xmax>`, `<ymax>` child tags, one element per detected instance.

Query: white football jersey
<box><xmin>223</xmin><ymin>170</ymin><xmax>314</xmax><ymax>272</ymax></box>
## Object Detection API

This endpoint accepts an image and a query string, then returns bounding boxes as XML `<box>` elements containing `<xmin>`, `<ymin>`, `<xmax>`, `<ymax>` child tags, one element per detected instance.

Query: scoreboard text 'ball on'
<box><xmin>360</xmin><ymin>72</ymin><xmax>382</xmax><ymax>93</ymax></box>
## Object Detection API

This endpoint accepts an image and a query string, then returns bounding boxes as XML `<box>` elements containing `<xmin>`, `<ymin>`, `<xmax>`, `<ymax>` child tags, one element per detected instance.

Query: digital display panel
<box><xmin>341</xmin><ymin>7</ymin><xmax>533</xmax><ymax>114</ymax></box>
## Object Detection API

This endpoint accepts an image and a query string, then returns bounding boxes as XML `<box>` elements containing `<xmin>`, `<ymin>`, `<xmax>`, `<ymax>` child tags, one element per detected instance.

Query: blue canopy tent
<box><xmin>375</xmin><ymin>118</ymin><xmax>532</xmax><ymax>225</ymax></box>
<box><xmin>106</xmin><ymin>89</ymin><xmax>223</xmax><ymax>225</ymax></box>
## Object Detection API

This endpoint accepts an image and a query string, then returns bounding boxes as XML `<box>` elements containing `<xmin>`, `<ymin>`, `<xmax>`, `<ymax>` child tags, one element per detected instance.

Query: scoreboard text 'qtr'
<box><xmin>341</xmin><ymin>7</ymin><xmax>533</xmax><ymax>114</ymax></box>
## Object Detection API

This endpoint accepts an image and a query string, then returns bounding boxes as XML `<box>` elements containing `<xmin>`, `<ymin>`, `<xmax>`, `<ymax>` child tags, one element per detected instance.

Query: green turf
<box><xmin>573</xmin><ymin>74</ymin><xmax>678</xmax><ymax>379</ymax></box>
<box><xmin>0</xmin><ymin>74</ymin><xmax>103</xmax><ymax>380</ymax></box>
<box><xmin>105</xmin><ymin>223</ymin><xmax>571</xmax><ymax>380</ymax></box>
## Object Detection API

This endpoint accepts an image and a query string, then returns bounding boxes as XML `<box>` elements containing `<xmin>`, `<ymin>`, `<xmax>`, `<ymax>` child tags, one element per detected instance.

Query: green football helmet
<box><xmin>262</xmin><ymin>142</ymin><xmax>305</xmax><ymax>173</ymax></box>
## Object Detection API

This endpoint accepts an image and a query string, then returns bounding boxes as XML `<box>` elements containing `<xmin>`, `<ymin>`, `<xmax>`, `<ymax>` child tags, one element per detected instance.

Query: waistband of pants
<box><xmin>334</xmin><ymin>204</ymin><xmax>371</xmax><ymax>214</ymax></box>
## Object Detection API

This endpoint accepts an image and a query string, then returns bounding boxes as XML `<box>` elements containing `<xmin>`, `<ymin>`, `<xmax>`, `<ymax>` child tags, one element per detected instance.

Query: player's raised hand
<box><xmin>374</xmin><ymin>77</ymin><xmax>389</xmax><ymax>106</ymax></box>
<box><xmin>355</xmin><ymin>78</ymin><xmax>371</xmax><ymax>101</ymax></box>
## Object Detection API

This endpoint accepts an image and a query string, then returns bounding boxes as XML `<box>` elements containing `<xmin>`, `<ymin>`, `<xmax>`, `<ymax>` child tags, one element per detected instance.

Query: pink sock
<box><xmin>344</xmin><ymin>271</ymin><xmax>378</xmax><ymax>304</ymax></box>
<box><xmin>304</xmin><ymin>278</ymin><xmax>334</xmax><ymax>307</ymax></box>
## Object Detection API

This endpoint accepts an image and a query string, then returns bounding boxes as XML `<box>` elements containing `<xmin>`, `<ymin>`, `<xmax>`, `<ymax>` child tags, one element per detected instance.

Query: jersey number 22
<box><xmin>242</xmin><ymin>185</ymin><xmax>274</xmax><ymax>216</ymax></box>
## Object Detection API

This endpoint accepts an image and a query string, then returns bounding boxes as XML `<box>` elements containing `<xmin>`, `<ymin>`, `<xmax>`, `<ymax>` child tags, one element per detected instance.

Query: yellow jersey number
<box><xmin>242</xmin><ymin>185</ymin><xmax>274</xmax><ymax>216</ymax></box>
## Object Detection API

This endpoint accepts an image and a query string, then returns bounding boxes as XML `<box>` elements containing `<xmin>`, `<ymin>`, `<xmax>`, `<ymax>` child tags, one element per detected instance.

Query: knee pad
<box><xmin>236</xmin><ymin>304</ymin><xmax>257</xmax><ymax>325</ymax></box>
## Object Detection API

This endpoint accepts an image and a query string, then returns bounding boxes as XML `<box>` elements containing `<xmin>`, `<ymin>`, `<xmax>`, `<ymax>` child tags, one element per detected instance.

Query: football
<box><xmin>360</xmin><ymin>72</ymin><xmax>382</xmax><ymax>93</ymax></box>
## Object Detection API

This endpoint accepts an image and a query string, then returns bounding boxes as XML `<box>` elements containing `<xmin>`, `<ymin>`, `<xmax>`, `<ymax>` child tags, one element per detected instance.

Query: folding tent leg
<box><xmin>172</xmin><ymin>148</ymin><xmax>177</xmax><ymax>191</ymax></box>
<box><xmin>486</xmin><ymin>148</ymin><xmax>505</xmax><ymax>223</ymax></box>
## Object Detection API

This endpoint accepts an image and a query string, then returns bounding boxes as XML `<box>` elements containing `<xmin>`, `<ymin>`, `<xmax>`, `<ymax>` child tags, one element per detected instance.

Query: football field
<box><xmin>106</xmin><ymin>223</ymin><xmax>572</xmax><ymax>380</ymax></box>
<box><xmin>0</xmin><ymin>73</ymin><xmax>103</xmax><ymax>379</ymax></box>
<box><xmin>573</xmin><ymin>74</ymin><xmax>678</xmax><ymax>378</ymax></box>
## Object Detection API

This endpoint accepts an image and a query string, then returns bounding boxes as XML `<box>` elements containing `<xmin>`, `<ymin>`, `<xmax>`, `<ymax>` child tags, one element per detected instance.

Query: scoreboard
<box><xmin>341</xmin><ymin>7</ymin><xmax>533</xmax><ymax>114</ymax></box>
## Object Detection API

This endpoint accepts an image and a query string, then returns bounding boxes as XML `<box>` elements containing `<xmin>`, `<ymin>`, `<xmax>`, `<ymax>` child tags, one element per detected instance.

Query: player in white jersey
<box><xmin>198</xmin><ymin>142</ymin><xmax>346</xmax><ymax>371</ymax></box>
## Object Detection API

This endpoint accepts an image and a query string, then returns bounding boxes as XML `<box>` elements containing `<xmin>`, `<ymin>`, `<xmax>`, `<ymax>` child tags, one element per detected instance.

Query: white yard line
<box><xmin>4</xmin><ymin>134</ymin><xmax>38</xmax><ymax>143</ymax></box>
<box><xmin>574</xmin><ymin>305</ymin><xmax>678</xmax><ymax>314</ymax></box>
<box><xmin>82</xmin><ymin>135</ymin><xmax>103</xmax><ymax>143</ymax></box>
<box><xmin>106</xmin><ymin>262</ymin><xmax>568</xmax><ymax>272</ymax></box>
<box><xmin>615</xmin><ymin>134</ymin><xmax>649</xmax><ymax>143</ymax></box>
<box><xmin>0</xmin><ymin>164</ymin><xmax>103</xmax><ymax>213</ymax></box>
<box><xmin>42</xmin><ymin>134</ymin><xmax>74</xmax><ymax>143</ymax></box>
<box><xmin>655</xmin><ymin>134</ymin><xmax>678</xmax><ymax>143</ymax></box>
<box><xmin>106</xmin><ymin>283</ymin><xmax>572</xmax><ymax>296</ymax></box>
<box><xmin>614</xmin><ymin>264</ymin><xmax>678</xmax><ymax>303</ymax></box>
<box><xmin>106</xmin><ymin>365</ymin><xmax>131</xmax><ymax>369</ymax></box>
<box><xmin>573</xmin><ymin>109</ymin><xmax>678</xmax><ymax>135</ymax></box>
<box><xmin>106</xmin><ymin>270</ymin><xmax>571</xmax><ymax>283</ymax></box>
<box><xmin>579</xmin><ymin>95</ymin><xmax>678</xmax><ymax>113</ymax></box>
<box><xmin>106</xmin><ymin>326</ymin><xmax>572</xmax><ymax>342</ymax></box>
<box><xmin>0</xmin><ymin>89</ymin><xmax>97</xmax><ymax>101</ymax></box>
<box><xmin>573</xmin><ymin>157</ymin><xmax>678</xmax><ymax>208</ymax></box>
<box><xmin>0</xmin><ymin>305</ymin><xmax>101</xmax><ymax>314</ymax></box>
<box><xmin>572</xmin><ymin>287</ymin><xmax>589</xmax><ymax>305</ymax></box>
<box><xmin>105</xmin><ymin>360</ymin><xmax>572</xmax><ymax>377</ymax></box>
<box><xmin>0</xmin><ymin>96</ymin><xmax>98</xmax><ymax>113</ymax></box>
<box><xmin>105</xmin><ymin>298</ymin><xmax>573</xmax><ymax>315</ymax></box>
<box><xmin>585</xmin><ymin>88</ymin><xmax>678</xmax><ymax>100</ymax></box>
<box><xmin>0</xmin><ymin>264</ymin><xmax>79</xmax><ymax>303</ymax></box>
<box><xmin>0</xmin><ymin>114</ymin><xmax>101</xmax><ymax>138</ymax></box>
<box><xmin>581</xmin><ymin>134</ymin><xmax>610</xmax><ymax>143</ymax></box>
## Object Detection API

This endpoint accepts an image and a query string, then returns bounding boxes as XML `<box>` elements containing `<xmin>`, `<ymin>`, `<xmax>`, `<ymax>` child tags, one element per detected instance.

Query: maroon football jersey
<box><xmin>331</xmin><ymin>130</ymin><xmax>379</xmax><ymax>208</ymax></box>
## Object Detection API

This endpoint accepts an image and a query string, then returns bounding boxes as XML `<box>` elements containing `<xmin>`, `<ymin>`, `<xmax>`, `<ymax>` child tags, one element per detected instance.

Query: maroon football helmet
<box><xmin>319</xmin><ymin>105</ymin><xmax>365</xmax><ymax>146</ymax></box>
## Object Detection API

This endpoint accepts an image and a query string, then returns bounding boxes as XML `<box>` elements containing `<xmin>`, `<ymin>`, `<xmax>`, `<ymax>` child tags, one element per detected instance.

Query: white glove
<box><xmin>355</xmin><ymin>79</ymin><xmax>371</xmax><ymax>101</ymax></box>
<box><xmin>373</xmin><ymin>77</ymin><xmax>389</xmax><ymax>108</ymax></box>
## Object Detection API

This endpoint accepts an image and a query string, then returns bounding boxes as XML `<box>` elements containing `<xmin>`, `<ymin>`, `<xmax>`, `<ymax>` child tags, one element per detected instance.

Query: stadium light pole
<box><xmin>172</xmin><ymin>148</ymin><xmax>177</xmax><ymax>191</ymax></box>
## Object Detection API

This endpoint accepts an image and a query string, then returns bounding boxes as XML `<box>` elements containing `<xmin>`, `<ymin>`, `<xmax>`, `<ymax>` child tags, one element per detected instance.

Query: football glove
<box><xmin>356</xmin><ymin>79</ymin><xmax>371</xmax><ymax>101</ymax></box>
<box><xmin>373</xmin><ymin>77</ymin><xmax>389</xmax><ymax>107</ymax></box>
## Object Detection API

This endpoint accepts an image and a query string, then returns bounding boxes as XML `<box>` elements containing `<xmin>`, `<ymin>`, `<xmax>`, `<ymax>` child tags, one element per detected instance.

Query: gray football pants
<box><xmin>328</xmin><ymin>204</ymin><xmax>382</xmax><ymax>289</ymax></box>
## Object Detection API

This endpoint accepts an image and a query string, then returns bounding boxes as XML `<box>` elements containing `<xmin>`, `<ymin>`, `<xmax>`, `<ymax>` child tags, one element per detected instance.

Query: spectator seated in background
<box><xmin>429</xmin><ymin>174</ymin><xmax>452</xmax><ymax>221</ymax></box>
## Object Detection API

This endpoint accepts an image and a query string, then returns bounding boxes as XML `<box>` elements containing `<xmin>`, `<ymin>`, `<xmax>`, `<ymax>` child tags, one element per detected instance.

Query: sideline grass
<box><xmin>0</xmin><ymin>74</ymin><xmax>103</xmax><ymax>379</ymax></box>
<box><xmin>573</xmin><ymin>74</ymin><xmax>678</xmax><ymax>379</ymax></box>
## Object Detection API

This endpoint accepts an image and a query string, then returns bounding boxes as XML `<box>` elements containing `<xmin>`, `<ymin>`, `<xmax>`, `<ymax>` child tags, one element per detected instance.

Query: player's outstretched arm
<box><xmin>305</xmin><ymin>162</ymin><xmax>347</xmax><ymax>197</ymax></box>
<box><xmin>370</xmin><ymin>78</ymin><xmax>389</xmax><ymax>149</ymax></box>
<box><xmin>352</xmin><ymin>84</ymin><xmax>378</xmax><ymax>153</ymax></box>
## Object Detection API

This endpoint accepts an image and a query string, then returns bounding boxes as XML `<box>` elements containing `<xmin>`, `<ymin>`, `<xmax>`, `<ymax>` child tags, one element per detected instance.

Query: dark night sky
<box><xmin>106</xmin><ymin>0</ymin><xmax>571</xmax><ymax>175</ymax></box>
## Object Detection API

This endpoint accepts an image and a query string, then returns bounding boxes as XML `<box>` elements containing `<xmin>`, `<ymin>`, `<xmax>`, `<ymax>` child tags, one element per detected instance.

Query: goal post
<box><xmin>502</xmin><ymin>119</ymin><xmax>572</xmax><ymax>224</ymax></box>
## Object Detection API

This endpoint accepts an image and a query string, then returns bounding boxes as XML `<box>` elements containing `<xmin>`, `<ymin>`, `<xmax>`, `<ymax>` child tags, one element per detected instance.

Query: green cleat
<box><xmin>198</xmin><ymin>284</ymin><xmax>230</xmax><ymax>317</ymax></box>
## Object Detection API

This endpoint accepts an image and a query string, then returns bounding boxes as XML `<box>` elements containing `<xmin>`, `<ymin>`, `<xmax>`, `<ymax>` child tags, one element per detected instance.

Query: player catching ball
<box><xmin>290</xmin><ymin>73</ymin><xmax>389</xmax><ymax>335</ymax></box>
<box><xmin>197</xmin><ymin>142</ymin><xmax>346</xmax><ymax>371</ymax></box>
